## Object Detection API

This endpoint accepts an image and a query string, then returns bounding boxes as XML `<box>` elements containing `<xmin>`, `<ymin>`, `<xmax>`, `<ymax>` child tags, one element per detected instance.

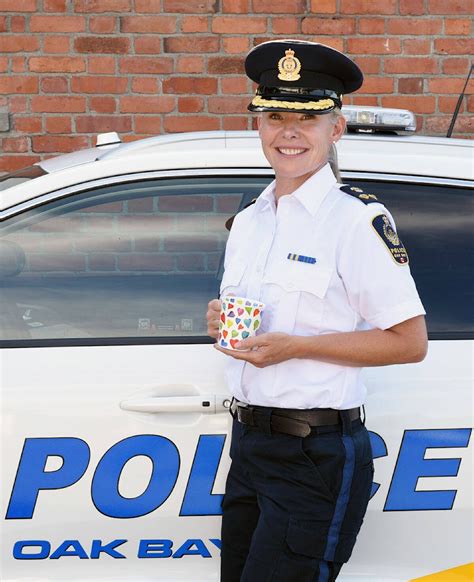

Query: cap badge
<box><xmin>278</xmin><ymin>48</ymin><xmax>301</xmax><ymax>82</ymax></box>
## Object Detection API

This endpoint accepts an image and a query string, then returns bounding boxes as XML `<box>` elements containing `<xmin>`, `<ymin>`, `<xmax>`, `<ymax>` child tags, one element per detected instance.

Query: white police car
<box><xmin>1</xmin><ymin>107</ymin><xmax>473</xmax><ymax>581</ymax></box>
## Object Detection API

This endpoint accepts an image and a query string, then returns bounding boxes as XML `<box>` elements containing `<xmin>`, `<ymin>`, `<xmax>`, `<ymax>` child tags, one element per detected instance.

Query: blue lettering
<box><xmin>13</xmin><ymin>540</ymin><xmax>50</xmax><ymax>560</ymax></box>
<box><xmin>173</xmin><ymin>539</ymin><xmax>211</xmax><ymax>559</ymax></box>
<box><xmin>90</xmin><ymin>539</ymin><xmax>127</xmax><ymax>559</ymax></box>
<box><xmin>385</xmin><ymin>428</ymin><xmax>472</xmax><ymax>511</ymax></box>
<box><xmin>368</xmin><ymin>431</ymin><xmax>388</xmax><ymax>498</ymax></box>
<box><xmin>7</xmin><ymin>438</ymin><xmax>90</xmax><ymax>519</ymax></box>
<box><xmin>138</xmin><ymin>539</ymin><xmax>173</xmax><ymax>558</ymax></box>
<box><xmin>209</xmin><ymin>538</ymin><xmax>221</xmax><ymax>551</ymax></box>
<box><xmin>180</xmin><ymin>435</ymin><xmax>226</xmax><ymax>516</ymax></box>
<box><xmin>91</xmin><ymin>435</ymin><xmax>180</xmax><ymax>518</ymax></box>
<box><xmin>50</xmin><ymin>540</ymin><xmax>88</xmax><ymax>559</ymax></box>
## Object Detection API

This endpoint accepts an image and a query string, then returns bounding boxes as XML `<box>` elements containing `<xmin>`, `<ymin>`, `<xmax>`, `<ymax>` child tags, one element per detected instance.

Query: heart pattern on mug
<box><xmin>219</xmin><ymin>296</ymin><xmax>264</xmax><ymax>351</ymax></box>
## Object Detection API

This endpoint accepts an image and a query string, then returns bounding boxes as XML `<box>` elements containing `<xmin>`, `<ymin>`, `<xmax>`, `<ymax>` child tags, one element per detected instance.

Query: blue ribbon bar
<box><xmin>287</xmin><ymin>253</ymin><xmax>317</xmax><ymax>264</ymax></box>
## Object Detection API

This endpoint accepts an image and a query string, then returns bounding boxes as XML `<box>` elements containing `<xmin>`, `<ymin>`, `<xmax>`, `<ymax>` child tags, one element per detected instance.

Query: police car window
<box><xmin>0</xmin><ymin>177</ymin><xmax>271</xmax><ymax>344</ymax></box>
<box><xmin>346</xmin><ymin>180</ymin><xmax>473</xmax><ymax>337</ymax></box>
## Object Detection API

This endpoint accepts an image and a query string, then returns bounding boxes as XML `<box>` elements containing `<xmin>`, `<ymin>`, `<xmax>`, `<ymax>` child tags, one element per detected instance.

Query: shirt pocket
<box><xmin>219</xmin><ymin>257</ymin><xmax>247</xmax><ymax>298</ymax></box>
<box><xmin>264</xmin><ymin>260</ymin><xmax>333</xmax><ymax>333</ymax></box>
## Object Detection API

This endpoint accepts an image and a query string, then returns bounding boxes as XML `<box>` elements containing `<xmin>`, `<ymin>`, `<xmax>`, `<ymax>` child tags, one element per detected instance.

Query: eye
<box><xmin>269</xmin><ymin>112</ymin><xmax>282</xmax><ymax>120</ymax></box>
<box><xmin>301</xmin><ymin>113</ymin><xmax>317</xmax><ymax>120</ymax></box>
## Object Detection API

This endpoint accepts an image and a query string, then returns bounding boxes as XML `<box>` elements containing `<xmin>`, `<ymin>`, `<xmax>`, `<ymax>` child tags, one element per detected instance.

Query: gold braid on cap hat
<box><xmin>251</xmin><ymin>95</ymin><xmax>335</xmax><ymax>111</ymax></box>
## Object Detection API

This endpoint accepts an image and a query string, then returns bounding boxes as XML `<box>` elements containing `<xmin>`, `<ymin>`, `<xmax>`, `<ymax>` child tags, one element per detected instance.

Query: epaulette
<box><xmin>225</xmin><ymin>198</ymin><xmax>257</xmax><ymax>231</ymax></box>
<box><xmin>340</xmin><ymin>185</ymin><xmax>379</xmax><ymax>204</ymax></box>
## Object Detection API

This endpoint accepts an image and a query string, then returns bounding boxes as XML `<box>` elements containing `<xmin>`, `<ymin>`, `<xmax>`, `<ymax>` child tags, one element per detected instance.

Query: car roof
<box><xmin>1</xmin><ymin>130</ymin><xmax>473</xmax><ymax>213</ymax></box>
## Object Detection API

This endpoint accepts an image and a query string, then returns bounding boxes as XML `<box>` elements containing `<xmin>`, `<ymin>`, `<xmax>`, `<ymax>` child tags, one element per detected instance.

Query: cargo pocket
<box><xmin>285</xmin><ymin>517</ymin><xmax>330</xmax><ymax>559</ymax></box>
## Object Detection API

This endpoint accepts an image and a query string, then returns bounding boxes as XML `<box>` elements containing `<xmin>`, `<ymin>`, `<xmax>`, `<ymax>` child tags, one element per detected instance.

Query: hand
<box><xmin>206</xmin><ymin>298</ymin><xmax>222</xmax><ymax>339</ymax></box>
<box><xmin>214</xmin><ymin>332</ymin><xmax>296</xmax><ymax>368</ymax></box>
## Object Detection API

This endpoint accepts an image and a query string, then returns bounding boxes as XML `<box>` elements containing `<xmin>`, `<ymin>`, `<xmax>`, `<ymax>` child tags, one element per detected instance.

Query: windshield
<box><xmin>0</xmin><ymin>165</ymin><xmax>47</xmax><ymax>192</ymax></box>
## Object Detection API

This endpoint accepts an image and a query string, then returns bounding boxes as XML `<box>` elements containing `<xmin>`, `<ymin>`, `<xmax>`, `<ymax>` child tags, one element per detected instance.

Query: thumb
<box><xmin>235</xmin><ymin>334</ymin><xmax>263</xmax><ymax>350</ymax></box>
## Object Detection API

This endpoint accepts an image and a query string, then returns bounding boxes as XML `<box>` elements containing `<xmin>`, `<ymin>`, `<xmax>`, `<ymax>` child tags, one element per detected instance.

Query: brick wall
<box><xmin>0</xmin><ymin>0</ymin><xmax>472</xmax><ymax>173</ymax></box>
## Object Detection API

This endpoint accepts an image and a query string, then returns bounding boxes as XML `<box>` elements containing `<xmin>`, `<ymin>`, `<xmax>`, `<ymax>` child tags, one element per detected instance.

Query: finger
<box><xmin>235</xmin><ymin>334</ymin><xmax>266</xmax><ymax>350</ymax></box>
<box><xmin>208</xmin><ymin>298</ymin><xmax>222</xmax><ymax>311</ymax></box>
<box><xmin>213</xmin><ymin>344</ymin><xmax>255</xmax><ymax>361</ymax></box>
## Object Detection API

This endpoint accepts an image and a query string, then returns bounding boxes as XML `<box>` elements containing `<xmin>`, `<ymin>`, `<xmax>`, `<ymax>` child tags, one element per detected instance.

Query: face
<box><xmin>257</xmin><ymin>110</ymin><xmax>346</xmax><ymax>186</ymax></box>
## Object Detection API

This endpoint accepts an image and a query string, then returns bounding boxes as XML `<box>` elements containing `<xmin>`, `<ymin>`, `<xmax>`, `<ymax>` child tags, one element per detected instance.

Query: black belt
<box><xmin>231</xmin><ymin>400</ymin><xmax>360</xmax><ymax>438</ymax></box>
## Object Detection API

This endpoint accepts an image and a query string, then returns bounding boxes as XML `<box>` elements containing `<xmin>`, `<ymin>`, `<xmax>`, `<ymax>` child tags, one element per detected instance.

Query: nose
<box><xmin>281</xmin><ymin>118</ymin><xmax>300</xmax><ymax>139</ymax></box>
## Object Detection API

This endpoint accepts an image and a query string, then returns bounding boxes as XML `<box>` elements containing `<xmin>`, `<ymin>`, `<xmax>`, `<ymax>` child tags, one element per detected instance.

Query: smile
<box><xmin>276</xmin><ymin>148</ymin><xmax>308</xmax><ymax>156</ymax></box>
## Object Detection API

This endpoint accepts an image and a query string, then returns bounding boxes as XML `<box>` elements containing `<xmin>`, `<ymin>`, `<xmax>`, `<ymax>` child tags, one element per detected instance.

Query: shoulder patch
<box><xmin>340</xmin><ymin>184</ymin><xmax>379</xmax><ymax>204</ymax></box>
<box><xmin>372</xmin><ymin>214</ymin><xmax>409</xmax><ymax>265</ymax></box>
<box><xmin>225</xmin><ymin>198</ymin><xmax>257</xmax><ymax>231</ymax></box>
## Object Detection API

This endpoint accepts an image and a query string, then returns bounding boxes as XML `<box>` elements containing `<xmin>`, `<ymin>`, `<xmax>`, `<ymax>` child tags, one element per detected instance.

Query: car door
<box><xmin>0</xmin><ymin>172</ymin><xmax>272</xmax><ymax>581</ymax></box>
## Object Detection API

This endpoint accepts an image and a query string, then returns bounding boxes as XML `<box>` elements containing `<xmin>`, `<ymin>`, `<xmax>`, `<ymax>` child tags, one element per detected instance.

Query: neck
<box><xmin>274</xmin><ymin>161</ymin><xmax>327</xmax><ymax>202</ymax></box>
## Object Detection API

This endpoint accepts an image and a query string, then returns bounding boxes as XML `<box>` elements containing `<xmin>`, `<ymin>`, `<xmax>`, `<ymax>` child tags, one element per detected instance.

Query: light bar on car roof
<box><xmin>342</xmin><ymin>106</ymin><xmax>416</xmax><ymax>134</ymax></box>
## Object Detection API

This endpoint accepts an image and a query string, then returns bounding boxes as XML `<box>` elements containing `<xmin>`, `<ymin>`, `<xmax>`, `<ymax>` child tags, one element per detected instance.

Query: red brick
<box><xmin>44</xmin><ymin>36</ymin><xmax>70</xmax><ymax>53</ymax></box>
<box><xmin>90</xmin><ymin>96</ymin><xmax>117</xmax><ymax>113</ymax></box>
<box><xmin>435</xmin><ymin>38</ymin><xmax>473</xmax><ymax>55</ymax></box>
<box><xmin>208</xmin><ymin>96</ymin><xmax>250</xmax><ymax>113</ymax></box>
<box><xmin>88</xmin><ymin>56</ymin><xmax>116</xmax><ymax>74</ymax></box>
<box><xmin>302</xmin><ymin>17</ymin><xmax>355</xmax><ymax>35</ymax></box>
<box><xmin>398</xmin><ymin>77</ymin><xmax>424</xmax><ymax>94</ymax></box>
<box><xmin>41</xmin><ymin>77</ymin><xmax>68</xmax><ymax>93</ymax></box>
<box><xmin>178</xmin><ymin>96</ymin><xmax>204</xmax><ymax>112</ymax></box>
<box><xmin>467</xmin><ymin>96</ymin><xmax>474</xmax><ymax>112</ymax></box>
<box><xmin>15</xmin><ymin>116</ymin><xmax>42</xmax><ymax>132</ymax></box>
<box><xmin>442</xmin><ymin>58</ymin><xmax>470</xmax><ymax>75</ymax></box>
<box><xmin>164</xmin><ymin>36</ymin><xmax>219</xmax><ymax>53</ymax></box>
<box><xmin>163</xmin><ymin>115</ymin><xmax>220</xmax><ymax>133</ymax></box>
<box><xmin>75</xmin><ymin>0</ymin><xmax>131</xmax><ymax>11</ymax></box>
<box><xmin>341</xmin><ymin>0</ymin><xmax>396</xmax><ymax>13</ymax></box>
<box><xmin>252</xmin><ymin>0</ymin><xmax>305</xmax><ymax>13</ymax></box>
<box><xmin>31</xmin><ymin>96</ymin><xmax>86</xmax><ymax>113</ymax></box>
<box><xmin>0</xmin><ymin>0</ymin><xmax>36</xmax><ymax>11</ymax></box>
<box><xmin>347</xmin><ymin>38</ymin><xmax>400</xmax><ymax>54</ymax></box>
<box><xmin>354</xmin><ymin>56</ymin><xmax>380</xmax><ymax>74</ymax></box>
<box><xmin>222</xmin><ymin>116</ymin><xmax>249</xmax><ymax>130</ymax></box>
<box><xmin>208</xmin><ymin>57</ymin><xmax>243</xmax><ymax>75</ymax></box>
<box><xmin>0</xmin><ymin>35</ymin><xmax>39</xmax><ymax>52</ymax></box>
<box><xmin>381</xmin><ymin>96</ymin><xmax>435</xmax><ymax>113</ymax></box>
<box><xmin>176</xmin><ymin>56</ymin><xmax>205</xmax><ymax>73</ymax></box>
<box><xmin>177</xmin><ymin>254</ymin><xmax>206</xmax><ymax>272</ymax></box>
<box><xmin>120</xmin><ymin>96</ymin><xmax>176</xmax><ymax>113</ymax></box>
<box><xmin>45</xmin><ymin>116</ymin><xmax>72</xmax><ymax>133</ymax></box>
<box><xmin>349</xmin><ymin>95</ymin><xmax>379</xmax><ymax>106</ymax></box>
<box><xmin>271</xmin><ymin>17</ymin><xmax>300</xmax><ymax>34</ymax></box>
<box><xmin>403</xmin><ymin>39</ymin><xmax>431</xmax><ymax>54</ymax></box>
<box><xmin>72</xmin><ymin>76</ymin><xmax>128</xmax><ymax>94</ymax></box>
<box><xmin>212</xmin><ymin>17</ymin><xmax>267</xmax><ymax>34</ymax></box>
<box><xmin>400</xmin><ymin>0</ymin><xmax>424</xmax><ymax>14</ymax></box>
<box><xmin>11</xmin><ymin>16</ymin><xmax>26</xmax><ymax>32</ymax></box>
<box><xmin>0</xmin><ymin>76</ymin><xmax>38</xmax><ymax>94</ymax></box>
<box><xmin>0</xmin><ymin>57</ymin><xmax>7</xmax><ymax>72</ymax></box>
<box><xmin>75</xmin><ymin>37</ymin><xmax>130</xmax><ymax>54</ymax></box>
<box><xmin>221</xmin><ymin>77</ymin><xmax>248</xmax><ymax>94</ymax></box>
<box><xmin>9</xmin><ymin>96</ymin><xmax>28</xmax><ymax>113</ymax></box>
<box><xmin>32</xmin><ymin>135</ymin><xmax>89</xmax><ymax>153</ymax></box>
<box><xmin>0</xmin><ymin>16</ymin><xmax>6</xmax><ymax>32</ymax></box>
<box><xmin>163</xmin><ymin>77</ymin><xmax>217</xmax><ymax>94</ymax></box>
<box><xmin>121</xmin><ymin>16</ymin><xmax>176</xmax><ymax>33</ymax></box>
<box><xmin>2</xmin><ymin>137</ymin><xmax>28</xmax><ymax>153</ymax></box>
<box><xmin>30</xmin><ymin>15</ymin><xmax>85</xmax><ymax>32</ymax></box>
<box><xmin>385</xmin><ymin>57</ymin><xmax>438</xmax><ymax>74</ymax></box>
<box><xmin>132</xmin><ymin>78</ymin><xmax>159</xmax><ymax>93</ymax></box>
<box><xmin>135</xmin><ymin>0</ymin><xmax>162</xmax><ymax>11</ymax></box>
<box><xmin>429</xmin><ymin>77</ymin><xmax>474</xmax><ymax>94</ymax></box>
<box><xmin>387</xmin><ymin>18</ymin><xmax>442</xmax><ymax>35</ymax></box>
<box><xmin>302</xmin><ymin>37</ymin><xmax>345</xmax><ymax>52</ymax></box>
<box><xmin>134</xmin><ymin>116</ymin><xmax>162</xmax><ymax>133</ymax></box>
<box><xmin>182</xmin><ymin>16</ymin><xmax>208</xmax><ymax>32</ymax></box>
<box><xmin>12</xmin><ymin>57</ymin><xmax>26</xmax><ymax>73</ymax></box>
<box><xmin>0</xmin><ymin>155</ymin><xmax>41</xmax><ymax>172</ymax></box>
<box><xmin>90</xmin><ymin>16</ymin><xmax>117</xmax><ymax>34</ymax></box>
<box><xmin>134</xmin><ymin>37</ymin><xmax>162</xmax><ymax>53</ymax></box>
<box><xmin>438</xmin><ymin>96</ymin><xmax>462</xmax><ymax>114</ymax></box>
<box><xmin>310</xmin><ymin>0</ymin><xmax>337</xmax><ymax>12</ymax></box>
<box><xmin>76</xmin><ymin>115</ymin><xmax>132</xmax><ymax>133</ymax></box>
<box><xmin>357</xmin><ymin>77</ymin><xmax>394</xmax><ymax>94</ymax></box>
<box><xmin>429</xmin><ymin>0</ymin><xmax>471</xmax><ymax>14</ymax></box>
<box><xmin>222</xmin><ymin>37</ymin><xmax>250</xmax><ymax>54</ymax></box>
<box><xmin>222</xmin><ymin>0</ymin><xmax>249</xmax><ymax>12</ymax></box>
<box><xmin>163</xmin><ymin>0</ymin><xmax>217</xmax><ymax>12</ymax></box>
<box><xmin>358</xmin><ymin>18</ymin><xmax>385</xmax><ymax>34</ymax></box>
<box><xmin>44</xmin><ymin>0</ymin><xmax>67</xmax><ymax>10</ymax></box>
<box><xmin>445</xmin><ymin>19</ymin><xmax>472</xmax><ymax>35</ymax></box>
<box><xmin>29</xmin><ymin>57</ymin><xmax>85</xmax><ymax>73</ymax></box>
<box><xmin>119</xmin><ymin>57</ymin><xmax>173</xmax><ymax>74</ymax></box>
<box><xmin>29</xmin><ymin>254</ymin><xmax>87</xmax><ymax>272</ymax></box>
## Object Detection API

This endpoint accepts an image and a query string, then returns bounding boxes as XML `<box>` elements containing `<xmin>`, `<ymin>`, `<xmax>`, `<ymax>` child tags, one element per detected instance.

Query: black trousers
<box><xmin>221</xmin><ymin>410</ymin><xmax>374</xmax><ymax>582</ymax></box>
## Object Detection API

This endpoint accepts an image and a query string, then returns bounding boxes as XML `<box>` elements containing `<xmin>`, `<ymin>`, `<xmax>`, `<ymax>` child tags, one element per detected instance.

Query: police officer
<box><xmin>206</xmin><ymin>39</ymin><xmax>427</xmax><ymax>582</ymax></box>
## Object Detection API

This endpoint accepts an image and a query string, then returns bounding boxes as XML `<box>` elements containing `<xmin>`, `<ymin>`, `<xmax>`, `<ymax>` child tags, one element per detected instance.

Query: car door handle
<box><xmin>119</xmin><ymin>394</ymin><xmax>232</xmax><ymax>414</ymax></box>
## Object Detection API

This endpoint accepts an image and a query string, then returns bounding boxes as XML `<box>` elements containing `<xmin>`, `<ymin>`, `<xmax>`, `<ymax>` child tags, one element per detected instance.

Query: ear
<box><xmin>256</xmin><ymin>114</ymin><xmax>262</xmax><ymax>130</ymax></box>
<box><xmin>331</xmin><ymin>114</ymin><xmax>346</xmax><ymax>143</ymax></box>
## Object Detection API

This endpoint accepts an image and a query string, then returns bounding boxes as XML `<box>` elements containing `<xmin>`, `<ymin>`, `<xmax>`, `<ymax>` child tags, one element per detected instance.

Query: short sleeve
<box><xmin>337</xmin><ymin>205</ymin><xmax>426</xmax><ymax>330</ymax></box>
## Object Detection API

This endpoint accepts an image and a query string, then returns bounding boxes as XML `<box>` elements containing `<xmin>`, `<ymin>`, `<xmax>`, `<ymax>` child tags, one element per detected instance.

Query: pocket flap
<box><xmin>220</xmin><ymin>259</ymin><xmax>246</xmax><ymax>294</ymax></box>
<box><xmin>285</xmin><ymin>518</ymin><xmax>329</xmax><ymax>559</ymax></box>
<box><xmin>265</xmin><ymin>262</ymin><xmax>333</xmax><ymax>298</ymax></box>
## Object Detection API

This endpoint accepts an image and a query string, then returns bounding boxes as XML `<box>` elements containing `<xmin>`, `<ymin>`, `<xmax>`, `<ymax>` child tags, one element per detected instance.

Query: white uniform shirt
<box><xmin>219</xmin><ymin>164</ymin><xmax>425</xmax><ymax>410</ymax></box>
